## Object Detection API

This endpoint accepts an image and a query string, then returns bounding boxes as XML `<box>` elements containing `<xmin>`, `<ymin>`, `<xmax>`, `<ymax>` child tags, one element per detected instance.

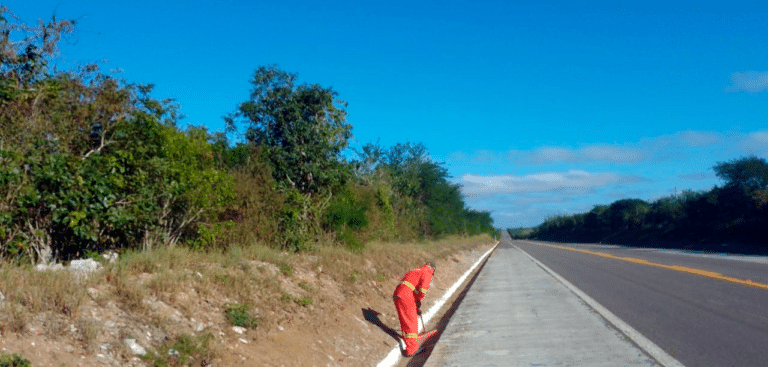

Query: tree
<box><xmin>351</xmin><ymin>141</ymin><xmax>494</xmax><ymax>238</ymax></box>
<box><xmin>648</xmin><ymin>196</ymin><xmax>684</xmax><ymax>231</ymax></box>
<box><xmin>0</xmin><ymin>6</ymin><xmax>75</xmax><ymax>86</ymax></box>
<box><xmin>608</xmin><ymin>199</ymin><xmax>650</xmax><ymax>231</ymax></box>
<box><xmin>0</xmin><ymin>7</ymin><xmax>233</xmax><ymax>261</ymax></box>
<box><xmin>714</xmin><ymin>156</ymin><xmax>768</xmax><ymax>191</ymax></box>
<box><xmin>228</xmin><ymin>65</ymin><xmax>352</xmax><ymax>195</ymax></box>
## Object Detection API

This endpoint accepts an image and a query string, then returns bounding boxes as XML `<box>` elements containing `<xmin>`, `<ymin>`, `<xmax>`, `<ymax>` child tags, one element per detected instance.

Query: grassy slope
<box><xmin>0</xmin><ymin>234</ymin><xmax>495</xmax><ymax>366</ymax></box>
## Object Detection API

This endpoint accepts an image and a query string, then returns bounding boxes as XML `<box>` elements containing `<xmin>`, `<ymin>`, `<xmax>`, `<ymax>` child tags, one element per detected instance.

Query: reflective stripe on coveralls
<box><xmin>400</xmin><ymin>280</ymin><xmax>429</xmax><ymax>296</ymax></box>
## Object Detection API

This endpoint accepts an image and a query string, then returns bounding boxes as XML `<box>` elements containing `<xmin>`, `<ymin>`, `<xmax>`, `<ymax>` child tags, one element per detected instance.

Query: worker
<box><xmin>393</xmin><ymin>261</ymin><xmax>436</xmax><ymax>357</ymax></box>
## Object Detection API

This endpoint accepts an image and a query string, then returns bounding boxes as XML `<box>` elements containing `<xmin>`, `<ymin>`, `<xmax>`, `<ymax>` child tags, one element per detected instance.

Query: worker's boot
<box><xmin>404</xmin><ymin>337</ymin><xmax>419</xmax><ymax>357</ymax></box>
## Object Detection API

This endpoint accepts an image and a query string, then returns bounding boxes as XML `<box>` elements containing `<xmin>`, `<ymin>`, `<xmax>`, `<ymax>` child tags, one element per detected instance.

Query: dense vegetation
<box><xmin>0</xmin><ymin>8</ymin><xmax>493</xmax><ymax>263</ymax></box>
<box><xmin>519</xmin><ymin>156</ymin><xmax>768</xmax><ymax>253</ymax></box>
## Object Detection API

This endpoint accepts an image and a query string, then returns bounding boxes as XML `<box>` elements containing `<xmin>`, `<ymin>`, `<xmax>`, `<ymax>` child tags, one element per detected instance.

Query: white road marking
<box><xmin>515</xmin><ymin>244</ymin><xmax>686</xmax><ymax>367</ymax></box>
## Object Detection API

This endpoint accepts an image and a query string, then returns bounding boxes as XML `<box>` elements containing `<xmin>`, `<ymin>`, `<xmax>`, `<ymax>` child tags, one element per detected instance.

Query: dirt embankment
<box><xmin>0</xmin><ymin>236</ymin><xmax>496</xmax><ymax>366</ymax></box>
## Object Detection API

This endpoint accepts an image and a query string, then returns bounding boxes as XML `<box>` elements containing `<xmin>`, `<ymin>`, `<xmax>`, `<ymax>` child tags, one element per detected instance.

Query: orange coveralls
<box><xmin>392</xmin><ymin>263</ymin><xmax>434</xmax><ymax>355</ymax></box>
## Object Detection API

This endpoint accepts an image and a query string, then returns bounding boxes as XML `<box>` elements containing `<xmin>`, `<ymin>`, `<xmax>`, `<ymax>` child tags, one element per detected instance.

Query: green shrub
<box><xmin>347</xmin><ymin>270</ymin><xmax>359</xmax><ymax>283</ymax></box>
<box><xmin>278</xmin><ymin>263</ymin><xmax>293</xmax><ymax>277</ymax></box>
<box><xmin>223</xmin><ymin>303</ymin><xmax>259</xmax><ymax>328</ymax></box>
<box><xmin>324</xmin><ymin>187</ymin><xmax>368</xmax><ymax>231</ymax></box>
<box><xmin>278</xmin><ymin>189</ymin><xmax>311</xmax><ymax>252</ymax></box>
<box><xmin>338</xmin><ymin>228</ymin><xmax>364</xmax><ymax>253</ymax></box>
<box><xmin>280</xmin><ymin>293</ymin><xmax>293</xmax><ymax>303</ymax></box>
<box><xmin>0</xmin><ymin>353</ymin><xmax>31</xmax><ymax>367</ymax></box>
<box><xmin>187</xmin><ymin>220</ymin><xmax>234</xmax><ymax>251</ymax></box>
<box><xmin>298</xmin><ymin>281</ymin><xmax>313</xmax><ymax>292</ymax></box>
<box><xmin>143</xmin><ymin>332</ymin><xmax>214</xmax><ymax>367</ymax></box>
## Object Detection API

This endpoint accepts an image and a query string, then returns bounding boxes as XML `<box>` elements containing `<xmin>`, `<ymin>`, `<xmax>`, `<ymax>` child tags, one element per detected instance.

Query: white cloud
<box><xmin>448</xmin><ymin>130</ymin><xmax>765</xmax><ymax>228</ymax></box>
<box><xmin>739</xmin><ymin>130</ymin><xmax>768</xmax><ymax>154</ymax></box>
<box><xmin>677</xmin><ymin>131</ymin><xmax>723</xmax><ymax>147</ymax></box>
<box><xmin>582</xmin><ymin>145</ymin><xmax>645</xmax><ymax>163</ymax></box>
<box><xmin>680</xmin><ymin>172</ymin><xmax>715</xmax><ymax>181</ymax></box>
<box><xmin>749</xmin><ymin>131</ymin><xmax>768</xmax><ymax>143</ymax></box>
<box><xmin>459</xmin><ymin>170</ymin><xmax>644</xmax><ymax>196</ymax></box>
<box><xmin>466</xmin><ymin>130</ymin><xmax>748</xmax><ymax>166</ymax></box>
<box><xmin>529</xmin><ymin>147</ymin><xmax>575</xmax><ymax>163</ymax></box>
<box><xmin>523</xmin><ymin>145</ymin><xmax>644</xmax><ymax>164</ymax></box>
<box><xmin>727</xmin><ymin>71</ymin><xmax>768</xmax><ymax>93</ymax></box>
<box><xmin>505</xmin><ymin>131</ymin><xmax>722</xmax><ymax>165</ymax></box>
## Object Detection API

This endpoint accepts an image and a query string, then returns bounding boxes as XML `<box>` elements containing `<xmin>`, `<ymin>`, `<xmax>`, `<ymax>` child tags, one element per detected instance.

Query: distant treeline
<box><xmin>0</xmin><ymin>8</ymin><xmax>493</xmax><ymax>263</ymax></box>
<box><xmin>512</xmin><ymin>156</ymin><xmax>768</xmax><ymax>253</ymax></box>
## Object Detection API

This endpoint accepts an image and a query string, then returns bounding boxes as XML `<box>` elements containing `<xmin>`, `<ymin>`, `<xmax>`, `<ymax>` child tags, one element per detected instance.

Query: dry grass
<box><xmin>313</xmin><ymin>233</ymin><xmax>495</xmax><ymax>285</ymax></box>
<box><xmin>143</xmin><ymin>332</ymin><xmax>217</xmax><ymax>367</ymax></box>
<box><xmin>0</xmin><ymin>235</ymin><xmax>492</xmax><ymax>318</ymax></box>
<box><xmin>0</xmin><ymin>265</ymin><xmax>88</xmax><ymax>333</ymax></box>
<box><xmin>0</xmin><ymin>233</ymin><xmax>494</xmax><ymax>365</ymax></box>
<box><xmin>145</xmin><ymin>270</ymin><xmax>180</xmax><ymax>295</ymax></box>
<box><xmin>76</xmin><ymin>318</ymin><xmax>101</xmax><ymax>353</ymax></box>
<box><xmin>100</xmin><ymin>264</ymin><xmax>147</xmax><ymax>314</ymax></box>
<box><xmin>1</xmin><ymin>303</ymin><xmax>28</xmax><ymax>334</ymax></box>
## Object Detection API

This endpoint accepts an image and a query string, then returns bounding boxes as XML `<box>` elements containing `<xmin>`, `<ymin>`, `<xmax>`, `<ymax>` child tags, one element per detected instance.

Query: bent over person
<box><xmin>393</xmin><ymin>262</ymin><xmax>436</xmax><ymax>356</ymax></box>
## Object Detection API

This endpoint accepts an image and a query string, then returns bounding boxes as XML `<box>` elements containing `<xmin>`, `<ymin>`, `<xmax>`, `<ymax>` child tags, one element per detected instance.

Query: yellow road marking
<box><xmin>520</xmin><ymin>241</ymin><xmax>768</xmax><ymax>291</ymax></box>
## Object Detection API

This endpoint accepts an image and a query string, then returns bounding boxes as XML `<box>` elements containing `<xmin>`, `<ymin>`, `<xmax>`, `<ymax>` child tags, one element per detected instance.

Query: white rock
<box><xmin>35</xmin><ymin>263</ymin><xmax>64</xmax><ymax>272</ymax></box>
<box><xmin>0</xmin><ymin>290</ymin><xmax>5</xmax><ymax>302</ymax></box>
<box><xmin>277</xmin><ymin>325</ymin><xmax>284</xmax><ymax>331</ymax></box>
<box><xmin>195</xmin><ymin>323</ymin><xmax>205</xmax><ymax>332</ymax></box>
<box><xmin>124</xmin><ymin>339</ymin><xmax>146</xmax><ymax>356</ymax></box>
<box><xmin>102</xmin><ymin>251</ymin><xmax>118</xmax><ymax>264</ymax></box>
<box><xmin>86</xmin><ymin>287</ymin><xmax>100</xmax><ymax>299</ymax></box>
<box><xmin>239</xmin><ymin>338</ymin><xmax>248</xmax><ymax>344</ymax></box>
<box><xmin>69</xmin><ymin>258</ymin><xmax>102</xmax><ymax>279</ymax></box>
<box><xmin>231</xmin><ymin>326</ymin><xmax>246</xmax><ymax>334</ymax></box>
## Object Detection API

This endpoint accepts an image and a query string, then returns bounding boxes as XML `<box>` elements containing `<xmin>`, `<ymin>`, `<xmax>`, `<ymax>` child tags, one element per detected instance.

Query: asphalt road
<box><xmin>514</xmin><ymin>240</ymin><xmax>768</xmax><ymax>367</ymax></box>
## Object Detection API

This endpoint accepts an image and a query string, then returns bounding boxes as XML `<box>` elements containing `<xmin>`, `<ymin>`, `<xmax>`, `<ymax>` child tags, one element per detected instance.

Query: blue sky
<box><xmin>9</xmin><ymin>1</ymin><xmax>768</xmax><ymax>229</ymax></box>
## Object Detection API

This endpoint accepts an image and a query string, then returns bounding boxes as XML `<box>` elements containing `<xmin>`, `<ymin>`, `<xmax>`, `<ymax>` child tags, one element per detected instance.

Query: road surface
<box><xmin>414</xmin><ymin>233</ymin><xmax>768</xmax><ymax>366</ymax></box>
<box><xmin>513</xmin><ymin>239</ymin><xmax>768</xmax><ymax>367</ymax></box>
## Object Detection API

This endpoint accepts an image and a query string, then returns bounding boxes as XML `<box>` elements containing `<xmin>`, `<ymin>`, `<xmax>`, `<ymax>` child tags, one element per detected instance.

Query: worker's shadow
<box><xmin>362</xmin><ymin>307</ymin><xmax>402</xmax><ymax>344</ymax></box>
